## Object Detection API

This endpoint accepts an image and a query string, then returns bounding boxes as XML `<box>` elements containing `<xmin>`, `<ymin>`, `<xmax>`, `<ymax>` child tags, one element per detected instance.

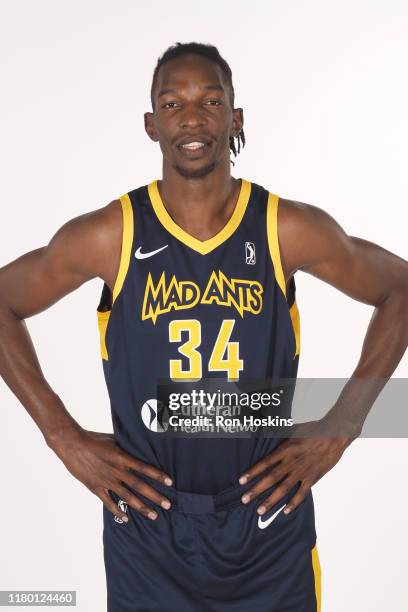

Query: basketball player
<box><xmin>1</xmin><ymin>42</ymin><xmax>407</xmax><ymax>612</ymax></box>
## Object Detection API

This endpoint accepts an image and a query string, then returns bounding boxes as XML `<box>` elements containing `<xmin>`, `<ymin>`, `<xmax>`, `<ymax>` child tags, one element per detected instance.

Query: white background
<box><xmin>1</xmin><ymin>1</ymin><xmax>407</xmax><ymax>610</ymax></box>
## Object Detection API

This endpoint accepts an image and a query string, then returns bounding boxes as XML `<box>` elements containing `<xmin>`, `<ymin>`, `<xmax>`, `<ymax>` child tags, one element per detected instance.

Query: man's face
<box><xmin>145</xmin><ymin>54</ymin><xmax>243</xmax><ymax>179</ymax></box>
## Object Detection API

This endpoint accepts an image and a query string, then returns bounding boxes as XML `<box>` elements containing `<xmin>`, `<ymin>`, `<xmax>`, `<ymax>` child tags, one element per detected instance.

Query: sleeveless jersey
<box><xmin>96</xmin><ymin>178</ymin><xmax>300</xmax><ymax>495</ymax></box>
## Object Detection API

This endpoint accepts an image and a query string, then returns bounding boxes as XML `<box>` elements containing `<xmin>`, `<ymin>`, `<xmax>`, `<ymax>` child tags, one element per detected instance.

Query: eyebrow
<box><xmin>157</xmin><ymin>84</ymin><xmax>225</xmax><ymax>98</ymax></box>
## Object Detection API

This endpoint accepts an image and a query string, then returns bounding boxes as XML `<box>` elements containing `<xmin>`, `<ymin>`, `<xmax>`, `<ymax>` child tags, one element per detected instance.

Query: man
<box><xmin>0</xmin><ymin>41</ymin><xmax>407</xmax><ymax>612</ymax></box>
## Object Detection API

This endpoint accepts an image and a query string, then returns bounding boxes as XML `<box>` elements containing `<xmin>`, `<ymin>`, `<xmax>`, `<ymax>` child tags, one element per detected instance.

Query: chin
<box><xmin>174</xmin><ymin>162</ymin><xmax>216</xmax><ymax>179</ymax></box>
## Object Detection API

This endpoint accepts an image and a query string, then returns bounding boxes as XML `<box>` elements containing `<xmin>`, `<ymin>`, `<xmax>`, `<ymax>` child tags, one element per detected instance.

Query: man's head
<box><xmin>144</xmin><ymin>42</ymin><xmax>245</xmax><ymax>179</ymax></box>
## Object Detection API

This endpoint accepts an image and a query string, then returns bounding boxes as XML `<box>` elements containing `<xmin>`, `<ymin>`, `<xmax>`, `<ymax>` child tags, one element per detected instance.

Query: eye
<box><xmin>162</xmin><ymin>102</ymin><xmax>180</xmax><ymax>109</ymax></box>
<box><xmin>205</xmin><ymin>99</ymin><xmax>222</xmax><ymax>106</ymax></box>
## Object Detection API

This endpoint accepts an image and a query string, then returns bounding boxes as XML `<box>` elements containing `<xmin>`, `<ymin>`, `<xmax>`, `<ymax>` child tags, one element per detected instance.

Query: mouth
<box><xmin>176</xmin><ymin>138</ymin><xmax>213</xmax><ymax>159</ymax></box>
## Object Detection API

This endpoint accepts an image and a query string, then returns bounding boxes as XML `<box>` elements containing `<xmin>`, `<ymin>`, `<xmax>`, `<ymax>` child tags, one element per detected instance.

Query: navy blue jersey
<box><xmin>96</xmin><ymin>178</ymin><xmax>301</xmax><ymax>494</ymax></box>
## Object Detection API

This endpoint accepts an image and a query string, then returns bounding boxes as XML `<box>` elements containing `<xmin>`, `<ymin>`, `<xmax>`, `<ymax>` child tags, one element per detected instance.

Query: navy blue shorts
<box><xmin>103</xmin><ymin>476</ymin><xmax>321</xmax><ymax>611</ymax></box>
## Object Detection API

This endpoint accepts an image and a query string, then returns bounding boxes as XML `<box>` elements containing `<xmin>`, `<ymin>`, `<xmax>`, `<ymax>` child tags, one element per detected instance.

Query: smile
<box><xmin>177</xmin><ymin>141</ymin><xmax>212</xmax><ymax>158</ymax></box>
<box><xmin>180</xmin><ymin>142</ymin><xmax>205</xmax><ymax>150</ymax></box>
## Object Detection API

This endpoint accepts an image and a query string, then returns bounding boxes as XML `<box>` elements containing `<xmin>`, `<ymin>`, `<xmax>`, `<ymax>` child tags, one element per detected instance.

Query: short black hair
<box><xmin>151</xmin><ymin>42</ymin><xmax>245</xmax><ymax>159</ymax></box>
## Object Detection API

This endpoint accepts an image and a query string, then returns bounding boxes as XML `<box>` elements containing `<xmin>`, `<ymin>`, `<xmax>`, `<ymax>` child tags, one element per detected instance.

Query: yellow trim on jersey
<box><xmin>267</xmin><ymin>192</ymin><xmax>300</xmax><ymax>358</ymax></box>
<box><xmin>266</xmin><ymin>192</ymin><xmax>286</xmax><ymax>299</ymax></box>
<box><xmin>289</xmin><ymin>300</ymin><xmax>301</xmax><ymax>357</ymax></box>
<box><xmin>97</xmin><ymin>310</ymin><xmax>110</xmax><ymax>361</ymax></box>
<box><xmin>112</xmin><ymin>193</ymin><xmax>134</xmax><ymax>304</ymax></box>
<box><xmin>312</xmin><ymin>544</ymin><xmax>322</xmax><ymax>612</ymax></box>
<box><xmin>96</xmin><ymin>194</ymin><xmax>133</xmax><ymax>361</ymax></box>
<box><xmin>147</xmin><ymin>179</ymin><xmax>251</xmax><ymax>255</ymax></box>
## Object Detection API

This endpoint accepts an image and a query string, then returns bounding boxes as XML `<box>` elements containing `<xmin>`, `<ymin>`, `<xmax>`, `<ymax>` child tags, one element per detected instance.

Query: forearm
<box><xmin>327</xmin><ymin>288</ymin><xmax>408</xmax><ymax>437</ymax></box>
<box><xmin>0</xmin><ymin>304</ymin><xmax>82</xmax><ymax>446</ymax></box>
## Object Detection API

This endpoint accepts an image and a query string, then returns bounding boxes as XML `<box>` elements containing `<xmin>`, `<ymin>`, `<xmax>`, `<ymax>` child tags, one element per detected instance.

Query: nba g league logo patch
<box><xmin>245</xmin><ymin>242</ymin><xmax>256</xmax><ymax>264</ymax></box>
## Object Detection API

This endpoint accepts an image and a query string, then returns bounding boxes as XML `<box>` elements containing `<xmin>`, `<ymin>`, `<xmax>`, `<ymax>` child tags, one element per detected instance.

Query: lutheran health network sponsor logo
<box><xmin>141</xmin><ymin>388</ymin><xmax>294</xmax><ymax>434</ymax></box>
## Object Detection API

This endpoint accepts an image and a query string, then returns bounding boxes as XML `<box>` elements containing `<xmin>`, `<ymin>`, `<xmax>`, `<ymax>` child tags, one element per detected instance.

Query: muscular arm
<box><xmin>279</xmin><ymin>197</ymin><xmax>408</xmax><ymax>428</ymax></box>
<box><xmin>0</xmin><ymin>199</ymin><xmax>122</xmax><ymax>444</ymax></box>
<box><xmin>1</xmin><ymin>199</ymin><xmax>173</xmax><ymax>520</ymax></box>
<box><xmin>278</xmin><ymin>200</ymin><xmax>408</xmax><ymax>435</ymax></box>
<box><xmin>239</xmin><ymin>198</ymin><xmax>408</xmax><ymax>514</ymax></box>
<box><xmin>279</xmin><ymin>197</ymin><xmax>407</xmax><ymax>308</ymax></box>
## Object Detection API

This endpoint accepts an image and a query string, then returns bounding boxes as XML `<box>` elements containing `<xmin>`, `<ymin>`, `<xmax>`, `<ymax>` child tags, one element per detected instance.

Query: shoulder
<box><xmin>278</xmin><ymin>196</ymin><xmax>334</xmax><ymax>229</ymax></box>
<box><xmin>55</xmin><ymin>198</ymin><xmax>122</xmax><ymax>244</ymax></box>
<box><xmin>276</xmin><ymin>196</ymin><xmax>348</xmax><ymax>280</ymax></box>
<box><xmin>47</xmin><ymin>198</ymin><xmax>123</xmax><ymax>288</ymax></box>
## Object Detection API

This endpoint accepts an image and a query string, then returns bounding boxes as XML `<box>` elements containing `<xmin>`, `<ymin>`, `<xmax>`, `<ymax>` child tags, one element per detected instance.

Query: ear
<box><xmin>144</xmin><ymin>112</ymin><xmax>159</xmax><ymax>142</ymax></box>
<box><xmin>231</xmin><ymin>108</ymin><xmax>244</xmax><ymax>138</ymax></box>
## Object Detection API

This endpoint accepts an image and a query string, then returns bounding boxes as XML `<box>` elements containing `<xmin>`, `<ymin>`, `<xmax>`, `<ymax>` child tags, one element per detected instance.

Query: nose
<box><xmin>178</xmin><ymin>103</ymin><xmax>207</xmax><ymax>129</ymax></box>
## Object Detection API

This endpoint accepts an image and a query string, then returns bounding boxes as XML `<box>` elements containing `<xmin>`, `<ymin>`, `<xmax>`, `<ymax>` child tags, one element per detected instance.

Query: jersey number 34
<box><xmin>168</xmin><ymin>319</ymin><xmax>243</xmax><ymax>381</ymax></box>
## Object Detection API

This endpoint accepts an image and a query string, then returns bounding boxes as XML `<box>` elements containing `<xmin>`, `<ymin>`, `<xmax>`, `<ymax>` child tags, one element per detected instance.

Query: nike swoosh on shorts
<box><xmin>258</xmin><ymin>503</ymin><xmax>287</xmax><ymax>529</ymax></box>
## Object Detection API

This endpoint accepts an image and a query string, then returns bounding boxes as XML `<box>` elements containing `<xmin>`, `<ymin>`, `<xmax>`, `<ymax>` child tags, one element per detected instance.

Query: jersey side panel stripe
<box><xmin>113</xmin><ymin>193</ymin><xmax>134</xmax><ymax>304</ymax></box>
<box><xmin>312</xmin><ymin>545</ymin><xmax>322</xmax><ymax>612</ymax></box>
<box><xmin>266</xmin><ymin>192</ymin><xmax>286</xmax><ymax>299</ymax></box>
<box><xmin>97</xmin><ymin>309</ymin><xmax>110</xmax><ymax>360</ymax></box>
<box><xmin>289</xmin><ymin>300</ymin><xmax>301</xmax><ymax>357</ymax></box>
<box><xmin>96</xmin><ymin>193</ymin><xmax>133</xmax><ymax>361</ymax></box>
<box><xmin>267</xmin><ymin>192</ymin><xmax>301</xmax><ymax>358</ymax></box>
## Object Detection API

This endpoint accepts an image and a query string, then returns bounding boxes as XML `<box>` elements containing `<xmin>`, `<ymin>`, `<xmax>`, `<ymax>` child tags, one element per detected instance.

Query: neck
<box><xmin>158</xmin><ymin>159</ymin><xmax>241</xmax><ymax>242</ymax></box>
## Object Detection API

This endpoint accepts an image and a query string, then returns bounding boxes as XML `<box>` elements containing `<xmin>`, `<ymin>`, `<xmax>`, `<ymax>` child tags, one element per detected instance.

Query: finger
<box><xmin>240</xmin><ymin>470</ymin><xmax>288</xmax><ymax>504</ymax></box>
<box><xmin>114</xmin><ymin>484</ymin><xmax>159</xmax><ymax>520</ymax></box>
<box><xmin>282</xmin><ymin>481</ymin><xmax>311</xmax><ymax>515</ymax></box>
<box><xmin>119</xmin><ymin>474</ymin><xmax>172</xmax><ymax>510</ymax></box>
<box><xmin>99</xmin><ymin>489</ymin><xmax>129</xmax><ymax>523</ymax></box>
<box><xmin>118</xmin><ymin>454</ymin><xmax>173</xmax><ymax>486</ymax></box>
<box><xmin>238</xmin><ymin>445</ymin><xmax>289</xmax><ymax>485</ymax></box>
<box><xmin>256</xmin><ymin>479</ymin><xmax>297</xmax><ymax>515</ymax></box>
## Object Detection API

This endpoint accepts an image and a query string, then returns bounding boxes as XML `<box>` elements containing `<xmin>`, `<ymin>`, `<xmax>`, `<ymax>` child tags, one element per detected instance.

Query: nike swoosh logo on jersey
<box><xmin>257</xmin><ymin>503</ymin><xmax>287</xmax><ymax>529</ymax></box>
<box><xmin>135</xmin><ymin>245</ymin><xmax>168</xmax><ymax>259</ymax></box>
